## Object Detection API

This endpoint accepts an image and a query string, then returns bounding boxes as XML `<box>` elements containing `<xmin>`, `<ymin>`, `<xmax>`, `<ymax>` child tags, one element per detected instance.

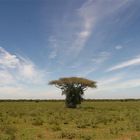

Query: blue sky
<box><xmin>0</xmin><ymin>0</ymin><xmax>140</xmax><ymax>99</ymax></box>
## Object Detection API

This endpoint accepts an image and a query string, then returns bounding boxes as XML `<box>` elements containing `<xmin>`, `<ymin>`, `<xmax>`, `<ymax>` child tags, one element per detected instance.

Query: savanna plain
<box><xmin>0</xmin><ymin>100</ymin><xmax>140</xmax><ymax>140</ymax></box>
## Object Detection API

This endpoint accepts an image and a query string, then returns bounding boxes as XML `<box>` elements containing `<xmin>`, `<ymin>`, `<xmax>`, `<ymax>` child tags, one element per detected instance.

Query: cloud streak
<box><xmin>85</xmin><ymin>74</ymin><xmax>140</xmax><ymax>99</ymax></box>
<box><xmin>107</xmin><ymin>55</ymin><xmax>140</xmax><ymax>72</ymax></box>
<box><xmin>69</xmin><ymin>0</ymin><xmax>130</xmax><ymax>56</ymax></box>
<box><xmin>98</xmin><ymin>78</ymin><xmax>140</xmax><ymax>91</ymax></box>
<box><xmin>48</xmin><ymin>36</ymin><xmax>58</xmax><ymax>59</ymax></box>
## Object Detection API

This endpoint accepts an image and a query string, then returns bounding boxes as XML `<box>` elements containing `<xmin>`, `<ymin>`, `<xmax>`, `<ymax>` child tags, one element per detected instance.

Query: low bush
<box><xmin>32</xmin><ymin>117</ymin><xmax>44</xmax><ymax>126</ymax></box>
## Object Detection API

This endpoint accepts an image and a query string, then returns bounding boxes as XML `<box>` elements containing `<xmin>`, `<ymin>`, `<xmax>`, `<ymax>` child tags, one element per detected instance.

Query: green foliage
<box><xmin>49</xmin><ymin>77</ymin><xmax>97</xmax><ymax>88</ymax></box>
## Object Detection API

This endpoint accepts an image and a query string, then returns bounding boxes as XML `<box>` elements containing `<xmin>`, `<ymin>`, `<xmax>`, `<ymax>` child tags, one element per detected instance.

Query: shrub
<box><xmin>37</xmin><ymin>133</ymin><xmax>43</xmax><ymax>139</ymax></box>
<box><xmin>32</xmin><ymin>117</ymin><xmax>44</xmax><ymax>126</ymax></box>
<box><xmin>0</xmin><ymin>125</ymin><xmax>17</xmax><ymax>140</ymax></box>
<box><xmin>80</xmin><ymin>135</ymin><xmax>92</xmax><ymax>140</ymax></box>
<box><xmin>76</xmin><ymin>122</ymin><xmax>87</xmax><ymax>128</ymax></box>
<box><xmin>59</xmin><ymin>131</ymin><xmax>76</xmax><ymax>139</ymax></box>
<box><xmin>50</xmin><ymin>124</ymin><xmax>61</xmax><ymax>131</ymax></box>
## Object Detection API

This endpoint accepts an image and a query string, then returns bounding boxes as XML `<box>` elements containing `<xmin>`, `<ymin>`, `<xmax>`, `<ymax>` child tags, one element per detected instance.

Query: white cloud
<box><xmin>115</xmin><ymin>45</ymin><xmax>123</xmax><ymax>50</ymax></box>
<box><xmin>98</xmin><ymin>75</ymin><xmax>123</xmax><ymax>86</ymax></box>
<box><xmin>48</xmin><ymin>36</ymin><xmax>58</xmax><ymax>59</ymax></box>
<box><xmin>93</xmin><ymin>73</ymin><xmax>140</xmax><ymax>92</ymax></box>
<box><xmin>98</xmin><ymin>78</ymin><xmax>140</xmax><ymax>91</ymax></box>
<box><xmin>0</xmin><ymin>47</ymin><xmax>49</xmax><ymax>99</ymax></box>
<box><xmin>107</xmin><ymin>55</ymin><xmax>140</xmax><ymax>72</ymax></box>
<box><xmin>0</xmin><ymin>86</ymin><xmax>23</xmax><ymax>95</ymax></box>
<box><xmin>77</xmin><ymin>67</ymin><xmax>96</xmax><ymax>77</ymax></box>
<box><xmin>0</xmin><ymin>83</ymin><xmax>64</xmax><ymax>99</ymax></box>
<box><xmin>85</xmin><ymin>74</ymin><xmax>140</xmax><ymax>99</ymax></box>
<box><xmin>49</xmin><ymin>50</ymin><xmax>57</xmax><ymax>59</ymax></box>
<box><xmin>0</xmin><ymin>47</ymin><xmax>19</xmax><ymax>68</ymax></box>
<box><xmin>69</xmin><ymin>51</ymin><xmax>110</xmax><ymax>76</ymax></box>
<box><xmin>0</xmin><ymin>47</ymin><xmax>46</xmax><ymax>86</ymax></box>
<box><xmin>0</xmin><ymin>70</ymin><xmax>15</xmax><ymax>85</ymax></box>
<box><xmin>79</xmin><ymin>31</ymin><xmax>90</xmax><ymax>38</ymax></box>
<box><xmin>48</xmin><ymin>0</ymin><xmax>130</xmax><ymax>60</ymax></box>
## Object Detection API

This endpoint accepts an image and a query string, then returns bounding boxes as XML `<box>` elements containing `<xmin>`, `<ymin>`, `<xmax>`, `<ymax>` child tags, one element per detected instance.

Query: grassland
<box><xmin>0</xmin><ymin>100</ymin><xmax>140</xmax><ymax>140</ymax></box>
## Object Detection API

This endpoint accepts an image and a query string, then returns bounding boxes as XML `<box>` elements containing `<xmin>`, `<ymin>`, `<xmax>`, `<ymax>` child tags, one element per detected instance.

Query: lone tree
<box><xmin>49</xmin><ymin>77</ymin><xmax>97</xmax><ymax>108</ymax></box>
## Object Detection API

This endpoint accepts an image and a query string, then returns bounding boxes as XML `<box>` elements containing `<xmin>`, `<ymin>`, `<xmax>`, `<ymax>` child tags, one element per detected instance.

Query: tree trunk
<box><xmin>65</xmin><ymin>91</ymin><xmax>77</xmax><ymax>108</ymax></box>
<box><xmin>65</xmin><ymin>101</ymin><xmax>76</xmax><ymax>108</ymax></box>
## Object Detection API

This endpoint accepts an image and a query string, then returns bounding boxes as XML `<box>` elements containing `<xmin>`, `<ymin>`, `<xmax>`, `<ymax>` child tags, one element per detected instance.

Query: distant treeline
<box><xmin>0</xmin><ymin>99</ymin><xmax>140</xmax><ymax>102</ymax></box>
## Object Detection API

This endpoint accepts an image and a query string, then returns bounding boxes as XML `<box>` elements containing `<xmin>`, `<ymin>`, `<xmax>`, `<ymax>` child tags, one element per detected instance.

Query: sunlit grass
<box><xmin>0</xmin><ymin>100</ymin><xmax>140</xmax><ymax>140</ymax></box>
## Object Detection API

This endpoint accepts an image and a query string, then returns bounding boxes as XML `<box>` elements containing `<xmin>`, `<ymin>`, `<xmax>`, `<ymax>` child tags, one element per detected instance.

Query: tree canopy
<box><xmin>49</xmin><ymin>77</ymin><xmax>97</xmax><ymax>88</ymax></box>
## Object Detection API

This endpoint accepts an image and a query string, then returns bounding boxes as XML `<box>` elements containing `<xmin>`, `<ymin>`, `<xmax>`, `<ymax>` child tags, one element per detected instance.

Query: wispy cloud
<box><xmin>48</xmin><ymin>36</ymin><xmax>58</xmax><ymax>59</ymax></box>
<box><xmin>0</xmin><ymin>47</ymin><xmax>19</xmax><ymax>68</ymax></box>
<box><xmin>0</xmin><ymin>47</ymin><xmax>46</xmax><ymax>85</ymax></box>
<box><xmin>85</xmin><ymin>71</ymin><xmax>140</xmax><ymax>99</ymax></box>
<box><xmin>98</xmin><ymin>75</ymin><xmax>123</xmax><ymax>86</ymax></box>
<box><xmin>86</xmin><ymin>78</ymin><xmax>140</xmax><ymax>99</ymax></box>
<box><xmin>69</xmin><ymin>0</ymin><xmax>130</xmax><ymax>56</ymax></box>
<box><xmin>48</xmin><ymin>0</ymin><xmax>130</xmax><ymax>59</ymax></box>
<box><xmin>77</xmin><ymin>67</ymin><xmax>96</xmax><ymax>77</ymax></box>
<box><xmin>0</xmin><ymin>70</ymin><xmax>15</xmax><ymax>85</ymax></box>
<box><xmin>91</xmin><ymin>51</ymin><xmax>110</xmax><ymax>64</ymax></box>
<box><xmin>98</xmin><ymin>78</ymin><xmax>140</xmax><ymax>91</ymax></box>
<box><xmin>115</xmin><ymin>45</ymin><xmax>123</xmax><ymax>50</ymax></box>
<box><xmin>68</xmin><ymin>51</ymin><xmax>110</xmax><ymax>76</ymax></box>
<box><xmin>107</xmin><ymin>55</ymin><xmax>140</xmax><ymax>72</ymax></box>
<box><xmin>81</xmin><ymin>51</ymin><xmax>110</xmax><ymax>76</ymax></box>
<box><xmin>0</xmin><ymin>46</ymin><xmax>49</xmax><ymax>98</ymax></box>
